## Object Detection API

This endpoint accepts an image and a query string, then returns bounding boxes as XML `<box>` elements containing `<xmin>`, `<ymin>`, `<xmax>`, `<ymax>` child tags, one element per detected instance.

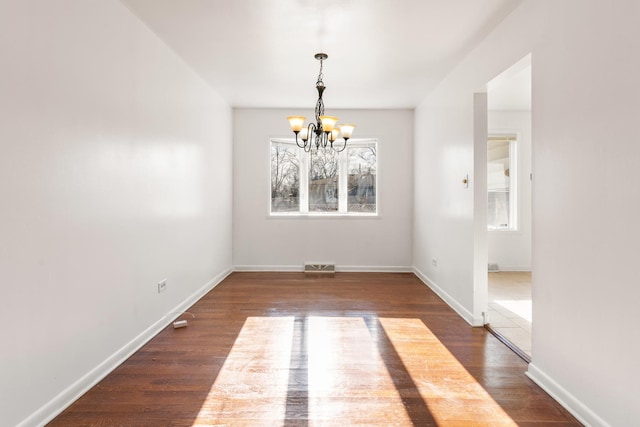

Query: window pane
<box><xmin>347</xmin><ymin>146</ymin><xmax>377</xmax><ymax>212</ymax></box>
<box><xmin>488</xmin><ymin>190</ymin><xmax>510</xmax><ymax>229</ymax></box>
<box><xmin>488</xmin><ymin>139</ymin><xmax>511</xmax><ymax>229</ymax></box>
<box><xmin>271</xmin><ymin>143</ymin><xmax>299</xmax><ymax>212</ymax></box>
<box><xmin>309</xmin><ymin>149</ymin><xmax>339</xmax><ymax>212</ymax></box>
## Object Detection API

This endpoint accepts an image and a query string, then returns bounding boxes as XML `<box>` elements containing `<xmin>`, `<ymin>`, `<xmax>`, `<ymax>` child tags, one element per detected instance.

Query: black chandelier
<box><xmin>287</xmin><ymin>53</ymin><xmax>355</xmax><ymax>152</ymax></box>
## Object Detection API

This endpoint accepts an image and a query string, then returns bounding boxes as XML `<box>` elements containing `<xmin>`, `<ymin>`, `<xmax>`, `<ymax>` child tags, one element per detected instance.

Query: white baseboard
<box><xmin>233</xmin><ymin>265</ymin><xmax>413</xmax><ymax>273</ymax></box>
<box><xmin>335</xmin><ymin>265</ymin><xmax>413</xmax><ymax>273</ymax></box>
<box><xmin>491</xmin><ymin>266</ymin><xmax>532</xmax><ymax>272</ymax></box>
<box><xmin>233</xmin><ymin>264</ymin><xmax>304</xmax><ymax>272</ymax></box>
<box><xmin>413</xmin><ymin>267</ymin><xmax>482</xmax><ymax>326</ymax></box>
<box><xmin>526</xmin><ymin>363</ymin><xmax>610</xmax><ymax>427</ymax></box>
<box><xmin>413</xmin><ymin>269</ymin><xmax>610</xmax><ymax>424</ymax></box>
<box><xmin>21</xmin><ymin>267</ymin><xmax>233</xmax><ymax>427</ymax></box>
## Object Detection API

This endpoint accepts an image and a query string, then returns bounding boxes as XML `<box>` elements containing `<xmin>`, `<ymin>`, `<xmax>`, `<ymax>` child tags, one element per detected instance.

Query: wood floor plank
<box><xmin>48</xmin><ymin>272</ymin><xmax>581</xmax><ymax>426</ymax></box>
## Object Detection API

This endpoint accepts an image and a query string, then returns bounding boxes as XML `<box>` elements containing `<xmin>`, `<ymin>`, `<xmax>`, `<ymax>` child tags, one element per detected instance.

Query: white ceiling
<box><xmin>121</xmin><ymin>0</ymin><xmax>522</xmax><ymax>109</ymax></box>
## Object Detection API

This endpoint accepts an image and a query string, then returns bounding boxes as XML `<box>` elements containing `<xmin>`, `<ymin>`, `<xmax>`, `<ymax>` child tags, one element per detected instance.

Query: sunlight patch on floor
<box><xmin>193</xmin><ymin>316</ymin><xmax>517</xmax><ymax>426</ymax></box>
<box><xmin>194</xmin><ymin>316</ymin><xmax>294</xmax><ymax>425</ymax></box>
<box><xmin>494</xmin><ymin>299</ymin><xmax>532</xmax><ymax>322</ymax></box>
<box><xmin>379</xmin><ymin>318</ymin><xmax>518</xmax><ymax>426</ymax></box>
<box><xmin>307</xmin><ymin>316</ymin><xmax>412</xmax><ymax>424</ymax></box>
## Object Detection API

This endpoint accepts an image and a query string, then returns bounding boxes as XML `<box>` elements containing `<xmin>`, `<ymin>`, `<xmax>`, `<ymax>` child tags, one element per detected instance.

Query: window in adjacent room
<box><xmin>487</xmin><ymin>135</ymin><xmax>517</xmax><ymax>230</ymax></box>
<box><xmin>270</xmin><ymin>138</ymin><xmax>377</xmax><ymax>216</ymax></box>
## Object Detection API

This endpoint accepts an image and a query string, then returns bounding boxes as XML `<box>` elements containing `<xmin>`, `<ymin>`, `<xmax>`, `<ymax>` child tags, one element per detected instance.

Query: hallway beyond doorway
<box><xmin>487</xmin><ymin>272</ymin><xmax>531</xmax><ymax>359</ymax></box>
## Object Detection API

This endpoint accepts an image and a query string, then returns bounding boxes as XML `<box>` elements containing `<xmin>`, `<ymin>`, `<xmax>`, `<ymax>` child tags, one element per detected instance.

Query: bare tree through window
<box><xmin>309</xmin><ymin>149</ymin><xmax>339</xmax><ymax>212</ymax></box>
<box><xmin>348</xmin><ymin>146</ymin><xmax>376</xmax><ymax>212</ymax></box>
<box><xmin>271</xmin><ymin>144</ymin><xmax>299</xmax><ymax>212</ymax></box>
<box><xmin>270</xmin><ymin>139</ymin><xmax>377</xmax><ymax>215</ymax></box>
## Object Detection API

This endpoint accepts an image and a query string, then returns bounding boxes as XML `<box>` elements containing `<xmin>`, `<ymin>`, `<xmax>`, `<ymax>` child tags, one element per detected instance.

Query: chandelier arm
<box><xmin>316</xmin><ymin>131</ymin><xmax>330</xmax><ymax>150</ymax></box>
<box><xmin>298</xmin><ymin>122</ymin><xmax>316</xmax><ymax>151</ymax></box>
<box><xmin>331</xmin><ymin>138</ymin><xmax>348</xmax><ymax>153</ymax></box>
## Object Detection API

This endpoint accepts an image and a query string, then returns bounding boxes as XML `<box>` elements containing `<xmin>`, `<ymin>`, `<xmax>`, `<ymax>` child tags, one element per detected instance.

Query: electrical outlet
<box><xmin>157</xmin><ymin>279</ymin><xmax>167</xmax><ymax>293</ymax></box>
<box><xmin>432</xmin><ymin>258</ymin><xmax>438</xmax><ymax>267</ymax></box>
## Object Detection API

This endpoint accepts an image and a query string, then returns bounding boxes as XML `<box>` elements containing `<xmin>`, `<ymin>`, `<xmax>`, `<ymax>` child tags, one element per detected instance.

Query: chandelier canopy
<box><xmin>287</xmin><ymin>53</ymin><xmax>355</xmax><ymax>152</ymax></box>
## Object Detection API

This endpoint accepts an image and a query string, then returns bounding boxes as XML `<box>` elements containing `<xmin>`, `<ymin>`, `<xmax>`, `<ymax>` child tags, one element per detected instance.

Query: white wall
<box><xmin>487</xmin><ymin>111</ymin><xmax>532</xmax><ymax>271</ymax></box>
<box><xmin>233</xmin><ymin>109</ymin><xmax>413</xmax><ymax>271</ymax></box>
<box><xmin>414</xmin><ymin>0</ymin><xmax>640</xmax><ymax>425</ymax></box>
<box><xmin>0</xmin><ymin>2</ymin><xmax>232</xmax><ymax>426</ymax></box>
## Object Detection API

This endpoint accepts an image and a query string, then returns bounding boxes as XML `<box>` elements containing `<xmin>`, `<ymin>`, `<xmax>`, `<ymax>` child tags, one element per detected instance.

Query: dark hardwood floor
<box><xmin>49</xmin><ymin>272</ymin><xmax>581</xmax><ymax>426</ymax></box>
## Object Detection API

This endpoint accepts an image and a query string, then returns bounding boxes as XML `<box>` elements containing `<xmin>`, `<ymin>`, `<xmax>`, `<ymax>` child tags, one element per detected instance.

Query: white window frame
<box><xmin>269</xmin><ymin>138</ymin><xmax>378</xmax><ymax>217</ymax></box>
<box><xmin>487</xmin><ymin>134</ymin><xmax>518</xmax><ymax>231</ymax></box>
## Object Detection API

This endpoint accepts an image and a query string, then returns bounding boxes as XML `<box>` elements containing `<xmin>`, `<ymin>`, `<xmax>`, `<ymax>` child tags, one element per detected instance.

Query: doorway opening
<box><xmin>484</xmin><ymin>54</ymin><xmax>532</xmax><ymax>361</ymax></box>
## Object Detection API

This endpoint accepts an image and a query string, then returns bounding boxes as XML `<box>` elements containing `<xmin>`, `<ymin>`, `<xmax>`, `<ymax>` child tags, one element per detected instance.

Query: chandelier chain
<box><xmin>316</xmin><ymin>57</ymin><xmax>324</xmax><ymax>87</ymax></box>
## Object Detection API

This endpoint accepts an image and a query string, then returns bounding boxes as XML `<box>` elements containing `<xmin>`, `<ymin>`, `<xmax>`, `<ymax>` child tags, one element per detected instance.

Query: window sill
<box><xmin>268</xmin><ymin>212</ymin><xmax>380</xmax><ymax>219</ymax></box>
<box><xmin>488</xmin><ymin>228</ymin><xmax>522</xmax><ymax>235</ymax></box>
